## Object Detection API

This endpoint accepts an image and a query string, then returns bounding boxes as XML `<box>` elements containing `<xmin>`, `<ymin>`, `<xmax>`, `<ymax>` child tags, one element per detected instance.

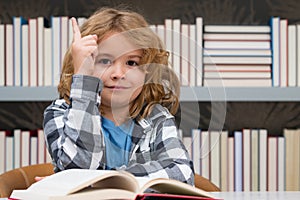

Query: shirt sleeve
<box><xmin>43</xmin><ymin>75</ymin><xmax>105</xmax><ymax>172</ymax></box>
<box><xmin>124</xmin><ymin>117</ymin><xmax>195</xmax><ymax>185</ymax></box>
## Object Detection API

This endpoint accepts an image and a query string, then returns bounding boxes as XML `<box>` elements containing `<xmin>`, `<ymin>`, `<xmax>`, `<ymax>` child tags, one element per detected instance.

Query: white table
<box><xmin>211</xmin><ymin>192</ymin><xmax>300</xmax><ymax>200</ymax></box>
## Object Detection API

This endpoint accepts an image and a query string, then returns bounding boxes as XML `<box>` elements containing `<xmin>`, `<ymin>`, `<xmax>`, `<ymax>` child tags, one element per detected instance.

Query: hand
<box><xmin>34</xmin><ymin>176</ymin><xmax>48</xmax><ymax>182</ymax></box>
<box><xmin>71</xmin><ymin>17</ymin><xmax>98</xmax><ymax>76</ymax></box>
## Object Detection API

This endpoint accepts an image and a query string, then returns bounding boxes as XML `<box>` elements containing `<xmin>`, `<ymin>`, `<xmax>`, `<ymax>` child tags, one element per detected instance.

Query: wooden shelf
<box><xmin>1</xmin><ymin>86</ymin><xmax>300</xmax><ymax>102</ymax></box>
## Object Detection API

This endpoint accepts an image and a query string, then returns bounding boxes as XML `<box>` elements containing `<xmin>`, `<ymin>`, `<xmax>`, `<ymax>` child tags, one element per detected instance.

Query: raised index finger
<box><xmin>71</xmin><ymin>17</ymin><xmax>81</xmax><ymax>41</ymax></box>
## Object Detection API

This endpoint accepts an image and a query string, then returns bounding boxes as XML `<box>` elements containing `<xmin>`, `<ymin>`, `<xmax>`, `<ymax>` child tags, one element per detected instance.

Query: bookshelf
<box><xmin>1</xmin><ymin>86</ymin><xmax>300</xmax><ymax>102</ymax></box>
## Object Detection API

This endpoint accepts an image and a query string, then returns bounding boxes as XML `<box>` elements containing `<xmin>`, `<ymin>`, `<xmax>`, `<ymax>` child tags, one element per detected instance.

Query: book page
<box><xmin>27</xmin><ymin>169</ymin><xmax>137</xmax><ymax>196</ymax></box>
<box><xmin>136</xmin><ymin>178</ymin><xmax>215</xmax><ymax>198</ymax></box>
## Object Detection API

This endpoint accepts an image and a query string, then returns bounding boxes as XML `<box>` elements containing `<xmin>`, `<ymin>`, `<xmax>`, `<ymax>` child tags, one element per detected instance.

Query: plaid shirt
<box><xmin>43</xmin><ymin>75</ymin><xmax>194</xmax><ymax>185</ymax></box>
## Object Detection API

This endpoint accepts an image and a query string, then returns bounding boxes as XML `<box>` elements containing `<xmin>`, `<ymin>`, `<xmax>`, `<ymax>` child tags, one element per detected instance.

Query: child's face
<box><xmin>96</xmin><ymin>32</ymin><xmax>146</xmax><ymax>109</ymax></box>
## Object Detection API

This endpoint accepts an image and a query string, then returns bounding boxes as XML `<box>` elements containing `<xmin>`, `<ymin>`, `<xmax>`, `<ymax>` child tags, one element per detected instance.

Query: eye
<box><xmin>126</xmin><ymin>60</ymin><xmax>139</xmax><ymax>66</ymax></box>
<box><xmin>98</xmin><ymin>58</ymin><xmax>112</xmax><ymax>65</ymax></box>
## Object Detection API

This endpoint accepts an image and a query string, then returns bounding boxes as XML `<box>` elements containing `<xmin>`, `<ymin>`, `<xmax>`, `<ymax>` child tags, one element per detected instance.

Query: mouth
<box><xmin>106</xmin><ymin>85</ymin><xmax>129</xmax><ymax>90</ymax></box>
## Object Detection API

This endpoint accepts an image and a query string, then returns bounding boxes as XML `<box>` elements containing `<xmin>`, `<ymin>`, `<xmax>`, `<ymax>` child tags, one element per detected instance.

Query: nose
<box><xmin>110</xmin><ymin>62</ymin><xmax>126</xmax><ymax>80</ymax></box>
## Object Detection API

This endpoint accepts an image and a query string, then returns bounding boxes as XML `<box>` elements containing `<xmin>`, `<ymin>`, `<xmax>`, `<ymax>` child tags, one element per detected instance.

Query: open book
<box><xmin>10</xmin><ymin>169</ymin><xmax>216</xmax><ymax>200</ymax></box>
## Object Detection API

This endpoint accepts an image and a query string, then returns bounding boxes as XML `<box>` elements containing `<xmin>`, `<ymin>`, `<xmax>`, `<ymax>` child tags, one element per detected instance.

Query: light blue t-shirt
<box><xmin>101</xmin><ymin>116</ymin><xmax>133</xmax><ymax>169</ymax></box>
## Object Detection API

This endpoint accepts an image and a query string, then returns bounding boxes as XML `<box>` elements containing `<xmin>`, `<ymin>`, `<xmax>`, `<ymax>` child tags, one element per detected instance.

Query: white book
<box><xmin>242</xmin><ymin>129</ymin><xmax>251</xmax><ymax>192</ymax></box>
<box><xmin>77</xmin><ymin>17</ymin><xmax>87</xmax><ymax>27</ymax></box>
<box><xmin>6</xmin><ymin>136</ymin><xmax>14</xmax><ymax>171</ymax></box>
<box><xmin>189</xmin><ymin>24</ymin><xmax>196</xmax><ymax>87</ymax></box>
<box><xmin>37</xmin><ymin>129</ymin><xmax>46</xmax><ymax>164</ymax></box>
<box><xmin>203</xmin><ymin>33</ymin><xmax>271</xmax><ymax>40</ymax></box>
<box><xmin>156</xmin><ymin>25</ymin><xmax>165</xmax><ymax>46</ymax></box>
<box><xmin>44</xmin><ymin>28</ymin><xmax>52</xmax><ymax>86</ymax></box>
<box><xmin>267</xmin><ymin>137</ymin><xmax>277</xmax><ymax>191</ymax></box>
<box><xmin>234</xmin><ymin>131</ymin><xmax>242</xmax><ymax>191</ymax></box>
<box><xmin>277</xmin><ymin>137</ymin><xmax>285</xmax><ymax>191</ymax></box>
<box><xmin>13</xmin><ymin>16</ymin><xmax>27</xmax><ymax>86</ymax></box>
<box><xmin>37</xmin><ymin>17</ymin><xmax>45</xmax><ymax>86</ymax></box>
<box><xmin>182</xmin><ymin>136</ymin><xmax>192</xmax><ymax>160</ymax></box>
<box><xmin>29</xmin><ymin>18</ymin><xmax>38</xmax><ymax>86</ymax></box>
<box><xmin>204</xmin><ymin>41</ymin><xmax>271</xmax><ymax>49</ymax></box>
<box><xmin>227</xmin><ymin>137</ymin><xmax>234</xmax><ymax>191</ymax></box>
<box><xmin>52</xmin><ymin>16</ymin><xmax>61</xmax><ymax>86</ymax></box>
<box><xmin>172</xmin><ymin>19</ymin><xmax>181</xmax><ymax>79</ymax></box>
<box><xmin>204</xmin><ymin>78</ymin><xmax>272</xmax><ymax>87</ymax></box>
<box><xmin>203</xmin><ymin>49</ymin><xmax>272</xmax><ymax>56</ymax></box>
<box><xmin>0</xmin><ymin>24</ymin><xmax>4</xmax><ymax>86</ymax></box>
<box><xmin>220</xmin><ymin>131</ymin><xmax>228</xmax><ymax>191</ymax></box>
<box><xmin>164</xmin><ymin>19</ymin><xmax>173</xmax><ymax>66</ymax></box>
<box><xmin>270</xmin><ymin>17</ymin><xmax>280</xmax><ymax>87</ymax></box>
<box><xmin>280</xmin><ymin>19</ymin><xmax>288</xmax><ymax>87</ymax></box>
<box><xmin>203</xmin><ymin>56</ymin><xmax>272</xmax><ymax>65</ymax></box>
<box><xmin>191</xmin><ymin>129</ymin><xmax>201</xmax><ymax>174</ymax></box>
<box><xmin>30</xmin><ymin>136</ymin><xmax>38</xmax><ymax>165</ymax></box>
<box><xmin>259</xmin><ymin>129</ymin><xmax>268</xmax><ymax>191</ymax></box>
<box><xmin>0</xmin><ymin>131</ymin><xmax>5</xmax><ymax>173</ymax></box>
<box><xmin>181</xmin><ymin>24</ymin><xmax>189</xmax><ymax>86</ymax></box>
<box><xmin>204</xmin><ymin>71</ymin><xmax>271</xmax><ymax>79</ymax></box>
<box><xmin>288</xmin><ymin>24</ymin><xmax>296</xmax><ymax>87</ymax></box>
<box><xmin>251</xmin><ymin>129</ymin><xmax>259</xmax><ymax>191</ymax></box>
<box><xmin>149</xmin><ymin>24</ymin><xmax>156</xmax><ymax>33</ymax></box>
<box><xmin>209</xmin><ymin>131</ymin><xmax>221</xmax><ymax>188</ymax></box>
<box><xmin>200</xmin><ymin>131</ymin><xmax>209</xmax><ymax>180</ymax></box>
<box><xmin>297</xmin><ymin>25</ymin><xmax>300</xmax><ymax>87</ymax></box>
<box><xmin>21</xmin><ymin>130</ymin><xmax>30</xmax><ymax>167</ymax></box>
<box><xmin>204</xmin><ymin>25</ymin><xmax>271</xmax><ymax>33</ymax></box>
<box><xmin>13</xmin><ymin>129</ymin><xmax>21</xmax><ymax>169</ymax></box>
<box><xmin>5</xmin><ymin>24</ymin><xmax>14</xmax><ymax>86</ymax></box>
<box><xmin>204</xmin><ymin>64</ymin><xmax>271</xmax><ymax>72</ymax></box>
<box><xmin>196</xmin><ymin>17</ymin><xmax>203</xmax><ymax>86</ymax></box>
<box><xmin>22</xmin><ymin>24</ymin><xmax>29</xmax><ymax>86</ymax></box>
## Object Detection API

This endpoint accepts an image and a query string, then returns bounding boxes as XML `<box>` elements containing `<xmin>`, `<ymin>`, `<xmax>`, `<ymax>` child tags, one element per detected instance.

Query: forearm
<box><xmin>43</xmin><ymin>75</ymin><xmax>104</xmax><ymax>171</ymax></box>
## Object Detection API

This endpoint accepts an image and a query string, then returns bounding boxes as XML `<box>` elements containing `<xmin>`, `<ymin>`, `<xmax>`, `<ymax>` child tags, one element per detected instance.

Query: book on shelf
<box><xmin>297</xmin><ymin>24</ymin><xmax>300</xmax><ymax>87</ymax></box>
<box><xmin>10</xmin><ymin>169</ymin><xmax>216</xmax><ymax>200</ymax></box>
<box><xmin>203</xmin><ymin>33</ymin><xmax>271</xmax><ymax>41</ymax></box>
<box><xmin>267</xmin><ymin>136</ymin><xmax>278</xmax><ymax>191</ymax></box>
<box><xmin>203</xmin><ymin>49</ymin><xmax>272</xmax><ymax>56</ymax></box>
<box><xmin>21</xmin><ymin>23</ymin><xmax>29</xmax><ymax>86</ymax></box>
<box><xmin>203</xmin><ymin>55</ymin><xmax>272</xmax><ymax>65</ymax></box>
<box><xmin>203</xmin><ymin>78</ymin><xmax>272</xmax><ymax>87</ymax></box>
<box><xmin>29</xmin><ymin>18</ymin><xmax>38</xmax><ymax>87</ymax></box>
<box><xmin>203</xmin><ymin>41</ymin><xmax>271</xmax><ymax>49</ymax></box>
<box><xmin>270</xmin><ymin>16</ymin><xmax>280</xmax><ymax>87</ymax></box>
<box><xmin>0</xmin><ymin>24</ymin><xmax>4</xmax><ymax>86</ymax></box>
<box><xmin>196</xmin><ymin>17</ymin><xmax>203</xmax><ymax>86</ymax></box>
<box><xmin>0</xmin><ymin>130</ymin><xmax>5</xmax><ymax>173</ymax></box>
<box><xmin>288</xmin><ymin>24</ymin><xmax>296</xmax><ymax>87</ymax></box>
<box><xmin>204</xmin><ymin>25</ymin><xmax>271</xmax><ymax>33</ymax></box>
<box><xmin>5</xmin><ymin>24</ymin><xmax>14</xmax><ymax>86</ymax></box>
<box><xmin>283</xmin><ymin>129</ymin><xmax>300</xmax><ymax>191</ymax></box>
<box><xmin>189</xmin><ymin>24</ymin><xmax>196</xmax><ymax>87</ymax></box>
<box><xmin>234</xmin><ymin>131</ymin><xmax>242</xmax><ymax>191</ymax></box>
<box><xmin>204</xmin><ymin>64</ymin><xmax>271</xmax><ymax>72</ymax></box>
<box><xmin>13</xmin><ymin>16</ymin><xmax>27</xmax><ymax>86</ymax></box>
<box><xmin>258</xmin><ymin>129</ymin><xmax>267</xmax><ymax>192</ymax></box>
<box><xmin>280</xmin><ymin>18</ymin><xmax>288</xmax><ymax>87</ymax></box>
<box><xmin>204</xmin><ymin>71</ymin><xmax>271</xmax><ymax>79</ymax></box>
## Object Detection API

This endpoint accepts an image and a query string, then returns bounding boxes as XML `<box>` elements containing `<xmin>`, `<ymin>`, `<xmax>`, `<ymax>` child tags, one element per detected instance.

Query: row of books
<box><xmin>1</xmin><ymin>127</ymin><xmax>300</xmax><ymax>192</ymax></box>
<box><xmin>182</xmin><ymin>128</ymin><xmax>300</xmax><ymax>192</ymax></box>
<box><xmin>0</xmin><ymin>129</ymin><xmax>51</xmax><ymax>174</ymax></box>
<box><xmin>0</xmin><ymin>16</ymin><xmax>300</xmax><ymax>87</ymax></box>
